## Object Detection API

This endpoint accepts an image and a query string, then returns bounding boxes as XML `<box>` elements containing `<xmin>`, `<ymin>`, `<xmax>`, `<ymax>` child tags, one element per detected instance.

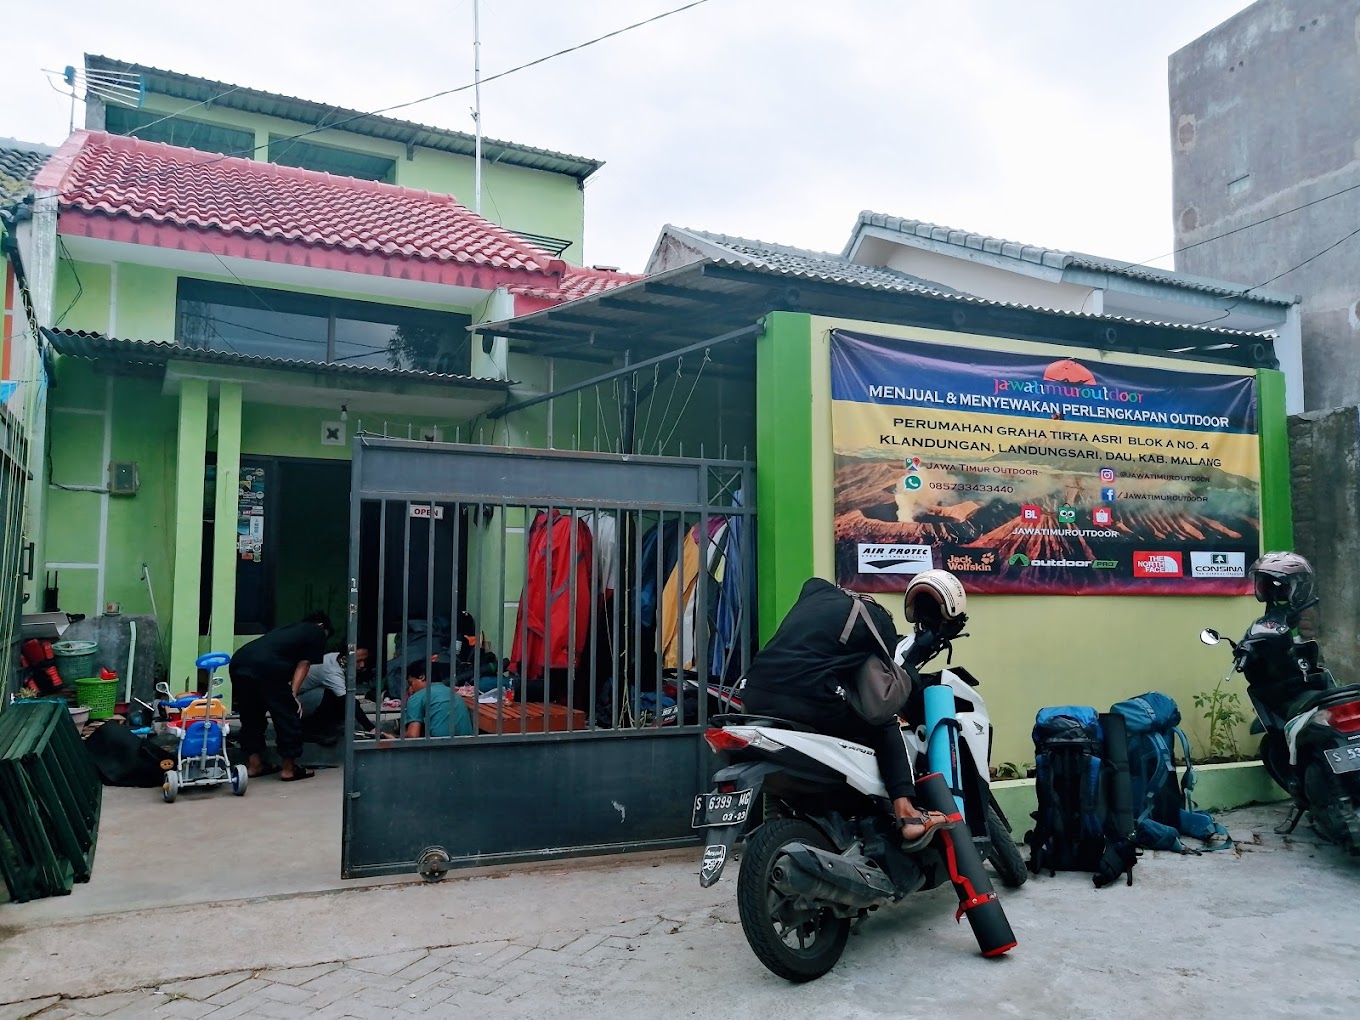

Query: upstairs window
<box><xmin>175</xmin><ymin>279</ymin><xmax>472</xmax><ymax>376</ymax></box>
<box><xmin>104</xmin><ymin>106</ymin><xmax>256</xmax><ymax>157</ymax></box>
<box><xmin>267</xmin><ymin>135</ymin><xmax>396</xmax><ymax>183</ymax></box>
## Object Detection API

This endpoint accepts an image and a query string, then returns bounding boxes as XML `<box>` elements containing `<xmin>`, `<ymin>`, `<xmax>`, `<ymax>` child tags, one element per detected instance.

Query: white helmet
<box><xmin>904</xmin><ymin>569</ymin><xmax>967</xmax><ymax>625</ymax></box>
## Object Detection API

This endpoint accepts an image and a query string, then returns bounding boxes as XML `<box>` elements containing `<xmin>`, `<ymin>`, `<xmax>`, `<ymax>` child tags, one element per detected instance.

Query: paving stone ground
<box><xmin>6</xmin><ymin>804</ymin><xmax>1360</xmax><ymax>1020</ymax></box>
<box><xmin>15</xmin><ymin>913</ymin><xmax>697</xmax><ymax>1020</ymax></box>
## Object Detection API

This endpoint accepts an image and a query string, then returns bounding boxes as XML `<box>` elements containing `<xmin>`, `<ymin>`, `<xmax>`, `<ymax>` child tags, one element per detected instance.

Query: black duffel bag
<box><xmin>83</xmin><ymin>722</ymin><xmax>179</xmax><ymax>787</ymax></box>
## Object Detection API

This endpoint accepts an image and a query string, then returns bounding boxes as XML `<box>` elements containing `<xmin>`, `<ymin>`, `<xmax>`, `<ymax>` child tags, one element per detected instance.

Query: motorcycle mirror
<box><xmin>1199</xmin><ymin>629</ymin><xmax>1221</xmax><ymax>646</ymax></box>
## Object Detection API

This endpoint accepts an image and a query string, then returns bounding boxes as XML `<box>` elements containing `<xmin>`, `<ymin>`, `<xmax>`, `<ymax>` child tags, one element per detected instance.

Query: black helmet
<box><xmin>1249</xmin><ymin>552</ymin><xmax>1317</xmax><ymax>615</ymax></box>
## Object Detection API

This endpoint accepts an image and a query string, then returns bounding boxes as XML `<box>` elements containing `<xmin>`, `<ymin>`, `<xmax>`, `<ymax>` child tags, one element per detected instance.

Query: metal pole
<box><xmin>473</xmin><ymin>0</ymin><xmax>483</xmax><ymax>216</ymax></box>
<box><xmin>620</xmin><ymin>349</ymin><xmax>636</xmax><ymax>456</ymax></box>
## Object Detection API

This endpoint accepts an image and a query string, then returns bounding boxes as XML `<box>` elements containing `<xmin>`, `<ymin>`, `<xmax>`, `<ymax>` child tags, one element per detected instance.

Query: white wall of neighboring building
<box><xmin>853</xmin><ymin>233</ymin><xmax>1303</xmax><ymax>414</ymax></box>
<box><xmin>859</xmin><ymin>236</ymin><xmax>1099</xmax><ymax>313</ymax></box>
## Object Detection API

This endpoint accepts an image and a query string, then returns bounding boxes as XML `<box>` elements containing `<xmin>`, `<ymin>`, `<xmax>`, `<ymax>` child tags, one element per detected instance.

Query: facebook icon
<box><xmin>1100</xmin><ymin>486</ymin><xmax>1117</xmax><ymax>502</ymax></box>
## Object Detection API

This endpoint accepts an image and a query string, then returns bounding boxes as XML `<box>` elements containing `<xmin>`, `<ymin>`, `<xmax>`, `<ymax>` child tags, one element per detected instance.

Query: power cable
<box><xmin>1192</xmin><ymin>221</ymin><xmax>1360</xmax><ymax>327</ymax></box>
<box><xmin>1119</xmin><ymin>178</ymin><xmax>1360</xmax><ymax>279</ymax></box>
<box><xmin>123</xmin><ymin>85</ymin><xmax>244</xmax><ymax>139</ymax></box>
<box><xmin>36</xmin><ymin>0</ymin><xmax>715</xmax><ymax>198</ymax></box>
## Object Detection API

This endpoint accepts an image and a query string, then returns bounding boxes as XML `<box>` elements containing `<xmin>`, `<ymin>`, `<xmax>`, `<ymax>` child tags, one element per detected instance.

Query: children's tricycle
<box><xmin>156</xmin><ymin>652</ymin><xmax>247</xmax><ymax>803</ymax></box>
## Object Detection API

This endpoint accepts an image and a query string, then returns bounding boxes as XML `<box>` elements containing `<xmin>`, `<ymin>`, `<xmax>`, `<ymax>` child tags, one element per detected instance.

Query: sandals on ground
<box><xmin>279</xmin><ymin>766</ymin><xmax>316</xmax><ymax>783</ymax></box>
<box><xmin>897</xmin><ymin>812</ymin><xmax>959</xmax><ymax>852</ymax></box>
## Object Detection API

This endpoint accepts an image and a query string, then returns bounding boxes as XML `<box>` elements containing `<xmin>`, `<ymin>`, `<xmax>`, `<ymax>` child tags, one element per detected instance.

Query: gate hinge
<box><xmin>348</xmin><ymin>791</ymin><xmax>361</xmax><ymax>800</ymax></box>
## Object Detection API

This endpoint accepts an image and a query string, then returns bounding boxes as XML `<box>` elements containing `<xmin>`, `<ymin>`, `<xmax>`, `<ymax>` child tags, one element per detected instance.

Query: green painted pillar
<box><xmin>755</xmin><ymin>311</ymin><xmax>833</xmax><ymax>642</ymax></box>
<box><xmin>210</xmin><ymin>384</ymin><xmax>242</xmax><ymax>661</ymax></box>
<box><xmin>169</xmin><ymin>378</ymin><xmax>209</xmax><ymax>690</ymax></box>
<box><xmin>1257</xmin><ymin>368</ymin><xmax>1293</xmax><ymax>551</ymax></box>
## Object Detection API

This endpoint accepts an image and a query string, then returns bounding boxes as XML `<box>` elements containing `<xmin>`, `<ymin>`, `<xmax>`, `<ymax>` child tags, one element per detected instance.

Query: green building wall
<box><xmin>116</xmin><ymin>93</ymin><xmax>588</xmax><ymax>263</ymax></box>
<box><xmin>755</xmin><ymin>311</ymin><xmax>1293</xmax><ymax>765</ymax></box>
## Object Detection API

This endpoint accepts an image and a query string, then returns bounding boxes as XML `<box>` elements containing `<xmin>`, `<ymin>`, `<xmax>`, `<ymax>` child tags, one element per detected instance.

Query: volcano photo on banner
<box><xmin>830</xmin><ymin>330</ymin><xmax>1261</xmax><ymax>595</ymax></box>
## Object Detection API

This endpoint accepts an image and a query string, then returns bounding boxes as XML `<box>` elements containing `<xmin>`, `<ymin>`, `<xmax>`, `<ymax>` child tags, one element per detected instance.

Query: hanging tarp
<box><xmin>509</xmin><ymin>511</ymin><xmax>595</xmax><ymax>680</ymax></box>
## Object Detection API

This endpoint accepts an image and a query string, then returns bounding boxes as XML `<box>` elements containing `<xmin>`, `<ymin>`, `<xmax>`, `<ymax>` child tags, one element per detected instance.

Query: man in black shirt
<box><xmin>230</xmin><ymin>612</ymin><xmax>332</xmax><ymax>781</ymax></box>
<box><xmin>740</xmin><ymin>578</ymin><xmax>953</xmax><ymax>848</ymax></box>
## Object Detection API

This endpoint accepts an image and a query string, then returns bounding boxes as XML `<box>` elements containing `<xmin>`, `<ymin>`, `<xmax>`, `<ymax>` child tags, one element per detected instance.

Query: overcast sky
<box><xmin>1</xmin><ymin>0</ymin><xmax>1248</xmax><ymax>273</ymax></box>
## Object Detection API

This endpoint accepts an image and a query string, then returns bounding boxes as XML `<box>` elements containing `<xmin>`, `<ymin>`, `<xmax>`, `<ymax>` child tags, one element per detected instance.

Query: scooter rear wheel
<box><xmin>736</xmin><ymin>818</ymin><xmax>851</xmax><ymax>983</ymax></box>
<box><xmin>983</xmin><ymin>804</ymin><xmax>1028</xmax><ymax>888</ymax></box>
<box><xmin>1304</xmin><ymin>762</ymin><xmax>1360</xmax><ymax>853</ymax></box>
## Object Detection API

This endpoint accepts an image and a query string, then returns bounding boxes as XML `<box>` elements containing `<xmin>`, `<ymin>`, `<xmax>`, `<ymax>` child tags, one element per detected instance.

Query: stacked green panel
<box><xmin>0</xmin><ymin>701</ymin><xmax>103</xmax><ymax>901</ymax></box>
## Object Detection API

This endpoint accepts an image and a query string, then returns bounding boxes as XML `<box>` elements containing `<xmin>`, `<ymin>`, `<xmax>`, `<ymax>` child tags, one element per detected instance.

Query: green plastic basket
<box><xmin>73</xmin><ymin>678</ymin><xmax>118</xmax><ymax>720</ymax></box>
<box><xmin>53</xmin><ymin>641</ymin><xmax>99</xmax><ymax>683</ymax></box>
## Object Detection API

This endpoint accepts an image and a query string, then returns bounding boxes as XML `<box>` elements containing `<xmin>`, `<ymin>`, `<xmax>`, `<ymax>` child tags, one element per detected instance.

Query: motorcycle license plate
<box><xmin>692</xmin><ymin>788</ymin><xmax>755</xmax><ymax>828</ymax></box>
<box><xmin>1324</xmin><ymin>745</ymin><xmax>1360</xmax><ymax>775</ymax></box>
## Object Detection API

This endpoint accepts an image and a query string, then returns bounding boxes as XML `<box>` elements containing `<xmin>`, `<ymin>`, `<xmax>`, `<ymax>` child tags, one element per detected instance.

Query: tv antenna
<box><xmin>473</xmin><ymin>0</ymin><xmax>483</xmax><ymax>215</ymax></box>
<box><xmin>43</xmin><ymin>64</ymin><xmax>145</xmax><ymax>133</ymax></box>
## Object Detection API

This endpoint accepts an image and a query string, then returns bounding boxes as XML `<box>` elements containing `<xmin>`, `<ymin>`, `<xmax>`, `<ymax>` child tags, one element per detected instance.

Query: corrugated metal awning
<box><xmin>473</xmin><ymin>258</ymin><xmax>1280</xmax><ymax>371</ymax></box>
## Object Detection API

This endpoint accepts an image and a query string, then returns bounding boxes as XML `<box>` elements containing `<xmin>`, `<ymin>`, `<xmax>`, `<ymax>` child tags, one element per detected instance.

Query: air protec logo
<box><xmin>858</xmin><ymin>544</ymin><xmax>933</xmax><ymax>574</ymax></box>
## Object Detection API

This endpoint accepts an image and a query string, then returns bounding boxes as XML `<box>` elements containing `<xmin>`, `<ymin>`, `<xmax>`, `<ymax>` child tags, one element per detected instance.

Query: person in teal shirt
<box><xmin>402</xmin><ymin>661</ymin><xmax>474</xmax><ymax>738</ymax></box>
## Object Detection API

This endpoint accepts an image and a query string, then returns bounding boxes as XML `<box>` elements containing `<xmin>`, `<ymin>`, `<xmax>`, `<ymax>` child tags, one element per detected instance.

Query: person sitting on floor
<box><xmin>403</xmin><ymin>660</ymin><xmax>475</xmax><ymax>739</ymax></box>
<box><xmin>299</xmin><ymin>647</ymin><xmax>382</xmax><ymax>742</ymax></box>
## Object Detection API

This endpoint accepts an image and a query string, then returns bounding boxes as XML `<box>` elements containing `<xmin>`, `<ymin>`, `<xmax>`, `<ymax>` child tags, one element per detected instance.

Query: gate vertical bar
<box><xmin>342</xmin><ymin>439</ymin><xmax>363</xmax><ymax>877</ymax></box>
<box><xmin>515</xmin><ymin>506</ymin><xmax>532</xmax><ymax>736</ymax></box>
<box><xmin>425</xmin><ymin>500</ymin><xmax>436</xmax><ymax>726</ymax></box>
<box><xmin>375</xmin><ymin>501</ymin><xmax>388</xmax><ymax>710</ymax></box>
<box><xmin>448</xmin><ymin>502</ymin><xmax>463</xmax><ymax>718</ymax></box>
<box><xmin>566</xmin><ymin>505</ymin><xmax>579</xmax><ymax>729</ymax></box>
<box><xmin>399</xmin><ymin>505</ymin><xmax>412</xmax><ymax>739</ymax></box>
<box><xmin>586</xmin><ymin>506</ymin><xmax>599</xmax><ymax>731</ymax></box>
<box><xmin>495</xmin><ymin>501</ymin><xmax>507</xmax><ymax>704</ymax></box>
<box><xmin>542</xmin><ymin>503</ymin><xmax>554</xmax><ymax>726</ymax></box>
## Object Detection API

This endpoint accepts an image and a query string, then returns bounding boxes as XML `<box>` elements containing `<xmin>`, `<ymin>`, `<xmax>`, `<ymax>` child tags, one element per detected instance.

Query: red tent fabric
<box><xmin>509</xmin><ymin>511</ymin><xmax>595</xmax><ymax>680</ymax></box>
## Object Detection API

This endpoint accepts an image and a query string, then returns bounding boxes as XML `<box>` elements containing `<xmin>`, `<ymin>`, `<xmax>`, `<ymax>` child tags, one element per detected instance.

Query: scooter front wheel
<box><xmin>736</xmin><ymin>819</ymin><xmax>851</xmax><ymax>983</ymax></box>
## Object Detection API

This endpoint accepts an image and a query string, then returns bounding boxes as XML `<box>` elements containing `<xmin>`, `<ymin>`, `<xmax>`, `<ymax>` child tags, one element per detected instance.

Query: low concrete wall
<box><xmin>1288</xmin><ymin>405</ymin><xmax>1360</xmax><ymax>683</ymax></box>
<box><xmin>990</xmin><ymin>761</ymin><xmax>1288</xmax><ymax>836</ymax></box>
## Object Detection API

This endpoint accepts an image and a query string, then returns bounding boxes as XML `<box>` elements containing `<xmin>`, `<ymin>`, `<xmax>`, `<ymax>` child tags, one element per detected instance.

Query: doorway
<box><xmin>200</xmin><ymin>456</ymin><xmax>366</xmax><ymax>638</ymax></box>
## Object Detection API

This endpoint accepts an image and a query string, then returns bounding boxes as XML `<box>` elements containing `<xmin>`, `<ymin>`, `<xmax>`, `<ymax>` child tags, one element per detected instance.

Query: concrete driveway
<box><xmin>2</xmin><ymin>794</ymin><xmax>1358</xmax><ymax>1019</ymax></box>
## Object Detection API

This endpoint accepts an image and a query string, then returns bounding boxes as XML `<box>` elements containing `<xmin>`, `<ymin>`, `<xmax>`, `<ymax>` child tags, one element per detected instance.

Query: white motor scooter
<box><xmin>692</xmin><ymin>621</ymin><xmax>1026</xmax><ymax>981</ymax></box>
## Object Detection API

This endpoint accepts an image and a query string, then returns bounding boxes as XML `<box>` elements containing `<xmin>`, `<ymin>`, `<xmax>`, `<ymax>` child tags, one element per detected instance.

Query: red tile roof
<box><xmin>510</xmin><ymin>266</ymin><xmax>644</xmax><ymax>304</ymax></box>
<box><xmin>34</xmin><ymin>132</ymin><xmax>618</xmax><ymax>288</ymax></box>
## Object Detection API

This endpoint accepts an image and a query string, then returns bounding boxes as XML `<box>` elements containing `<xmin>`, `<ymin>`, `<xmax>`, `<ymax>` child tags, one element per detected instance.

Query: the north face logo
<box><xmin>1134</xmin><ymin>552</ymin><xmax>1183</xmax><ymax>578</ymax></box>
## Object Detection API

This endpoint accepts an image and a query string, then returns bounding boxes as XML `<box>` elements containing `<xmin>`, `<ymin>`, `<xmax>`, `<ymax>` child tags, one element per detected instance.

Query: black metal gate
<box><xmin>0</xmin><ymin>406</ymin><xmax>30</xmax><ymax>705</ymax></box>
<box><xmin>342</xmin><ymin>439</ymin><xmax>755</xmax><ymax>879</ymax></box>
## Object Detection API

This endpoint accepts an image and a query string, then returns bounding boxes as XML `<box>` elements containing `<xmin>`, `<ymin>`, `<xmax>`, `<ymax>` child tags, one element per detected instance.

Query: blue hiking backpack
<box><xmin>1025</xmin><ymin>707</ymin><xmax>1137</xmax><ymax>886</ymax></box>
<box><xmin>1108</xmin><ymin>692</ymin><xmax>1231</xmax><ymax>854</ymax></box>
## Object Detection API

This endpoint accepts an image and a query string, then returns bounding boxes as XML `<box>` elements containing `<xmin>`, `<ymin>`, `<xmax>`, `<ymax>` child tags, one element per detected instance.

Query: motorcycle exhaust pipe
<box><xmin>916</xmin><ymin>771</ymin><xmax>1017</xmax><ymax>958</ymax></box>
<box><xmin>770</xmin><ymin>842</ymin><xmax>896</xmax><ymax>909</ymax></box>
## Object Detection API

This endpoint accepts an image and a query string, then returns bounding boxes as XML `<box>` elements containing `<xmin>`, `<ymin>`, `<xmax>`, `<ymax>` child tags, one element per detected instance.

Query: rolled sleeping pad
<box><xmin>1099</xmin><ymin>711</ymin><xmax>1135</xmax><ymax>839</ymax></box>
<box><xmin>1097</xmin><ymin>711</ymin><xmax>1137</xmax><ymax>887</ymax></box>
<box><xmin>916</xmin><ymin>771</ymin><xmax>1017</xmax><ymax>958</ymax></box>
<box><xmin>923</xmin><ymin>684</ymin><xmax>965</xmax><ymax>815</ymax></box>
